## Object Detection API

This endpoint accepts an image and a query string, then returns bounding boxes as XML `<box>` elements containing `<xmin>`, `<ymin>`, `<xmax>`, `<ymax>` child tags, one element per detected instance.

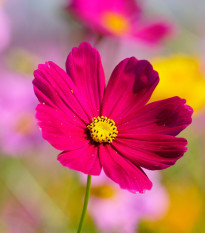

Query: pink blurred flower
<box><xmin>0</xmin><ymin>71</ymin><xmax>42</xmax><ymax>156</ymax></box>
<box><xmin>1</xmin><ymin>200</ymin><xmax>42</xmax><ymax>233</ymax></box>
<box><xmin>33</xmin><ymin>42</ymin><xmax>192</xmax><ymax>193</ymax></box>
<box><xmin>0</xmin><ymin>4</ymin><xmax>10</xmax><ymax>52</ymax></box>
<box><xmin>67</xmin><ymin>0</ymin><xmax>173</xmax><ymax>44</ymax></box>
<box><xmin>84</xmin><ymin>171</ymin><xmax>169</xmax><ymax>233</ymax></box>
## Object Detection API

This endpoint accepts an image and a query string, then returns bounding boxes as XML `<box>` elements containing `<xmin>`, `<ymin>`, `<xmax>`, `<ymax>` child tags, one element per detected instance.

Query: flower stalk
<box><xmin>77</xmin><ymin>175</ymin><xmax>92</xmax><ymax>233</ymax></box>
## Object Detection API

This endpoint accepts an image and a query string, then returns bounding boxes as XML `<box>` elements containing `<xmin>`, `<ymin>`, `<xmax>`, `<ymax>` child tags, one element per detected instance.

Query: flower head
<box><xmin>81</xmin><ymin>171</ymin><xmax>169</xmax><ymax>233</ymax></box>
<box><xmin>33</xmin><ymin>42</ymin><xmax>193</xmax><ymax>193</ymax></box>
<box><xmin>67</xmin><ymin>0</ymin><xmax>172</xmax><ymax>44</ymax></box>
<box><xmin>0</xmin><ymin>71</ymin><xmax>42</xmax><ymax>156</ymax></box>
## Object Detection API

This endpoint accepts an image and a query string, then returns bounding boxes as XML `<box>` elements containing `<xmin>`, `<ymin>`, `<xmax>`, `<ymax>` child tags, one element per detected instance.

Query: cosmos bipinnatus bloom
<box><xmin>33</xmin><ymin>42</ymin><xmax>193</xmax><ymax>193</ymax></box>
<box><xmin>67</xmin><ymin>0</ymin><xmax>173</xmax><ymax>44</ymax></box>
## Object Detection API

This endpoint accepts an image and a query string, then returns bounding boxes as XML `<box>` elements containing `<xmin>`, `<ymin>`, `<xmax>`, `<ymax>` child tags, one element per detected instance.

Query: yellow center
<box><xmin>87</xmin><ymin>116</ymin><xmax>118</xmax><ymax>143</ymax></box>
<box><xmin>101</xmin><ymin>12</ymin><xmax>130</xmax><ymax>35</ymax></box>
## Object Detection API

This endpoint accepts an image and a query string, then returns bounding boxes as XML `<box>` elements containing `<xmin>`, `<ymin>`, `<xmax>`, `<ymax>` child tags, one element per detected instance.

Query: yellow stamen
<box><xmin>101</xmin><ymin>12</ymin><xmax>130</xmax><ymax>35</ymax></box>
<box><xmin>87</xmin><ymin>116</ymin><xmax>118</xmax><ymax>143</ymax></box>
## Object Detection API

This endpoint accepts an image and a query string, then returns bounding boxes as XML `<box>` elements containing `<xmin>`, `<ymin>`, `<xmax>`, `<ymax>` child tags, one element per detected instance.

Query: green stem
<box><xmin>77</xmin><ymin>175</ymin><xmax>92</xmax><ymax>233</ymax></box>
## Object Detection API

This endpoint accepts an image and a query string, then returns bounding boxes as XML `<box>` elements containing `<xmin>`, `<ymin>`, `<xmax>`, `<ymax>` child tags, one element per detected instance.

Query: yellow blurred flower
<box><xmin>139</xmin><ymin>183</ymin><xmax>204</xmax><ymax>233</ymax></box>
<box><xmin>150</xmin><ymin>55</ymin><xmax>205</xmax><ymax>113</ymax></box>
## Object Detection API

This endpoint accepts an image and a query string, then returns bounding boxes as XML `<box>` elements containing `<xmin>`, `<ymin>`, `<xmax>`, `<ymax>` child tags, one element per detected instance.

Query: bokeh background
<box><xmin>0</xmin><ymin>0</ymin><xmax>205</xmax><ymax>232</ymax></box>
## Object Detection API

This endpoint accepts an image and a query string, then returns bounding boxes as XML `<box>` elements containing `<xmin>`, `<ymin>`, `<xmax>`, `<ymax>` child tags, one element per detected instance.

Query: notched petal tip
<box><xmin>33</xmin><ymin>61</ymin><xmax>54</xmax><ymax>83</ymax></box>
<box><xmin>173</xmin><ymin>96</ymin><xmax>194</xmax><ymax>125</ymax></box>
<box><xmin>102</xmin><ymin>57</ymin><xmax>160</xmax><ymax>120</ymax></box>
<box><xmin>133</xmin><ymin>59</ymin><xmax>159</xmax><ymax>92</ymax></box>
<box><xmin>65</xmin><ymin>41</ymin><xmax>105</xmax><ymax>118</ymax></box>
<box><xmin>100</xmin><ymin>145</ymin><xmax>153</xmax><ymax>193</ymax></box>
<box><xmin>67</xmin><ymin>42</ymin><xmax>97</xmax><ymax>60</ymax></box>
<box><xmin>120</xmin><ymin>170</ymin><xmax>153</xmax><ymax>194</ymax></box>
<box><xmin>128</xmin><ymin>175</ymin><xmax>153</xmax><ymax>194</ymax></box>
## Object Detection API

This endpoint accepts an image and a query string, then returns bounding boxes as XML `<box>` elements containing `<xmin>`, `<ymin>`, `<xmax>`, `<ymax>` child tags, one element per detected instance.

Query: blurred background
<box><xmin>0</xmin><ymin>0</ymin><xmax>205</xmax><ymax>232</ymax></box>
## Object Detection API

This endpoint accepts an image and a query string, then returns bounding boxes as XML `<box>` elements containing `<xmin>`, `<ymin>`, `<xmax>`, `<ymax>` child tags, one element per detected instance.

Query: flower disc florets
<box><xmin>87</xmin><ymin>116</ymin><xmax>118</xmax><ymax>143</ymax></box>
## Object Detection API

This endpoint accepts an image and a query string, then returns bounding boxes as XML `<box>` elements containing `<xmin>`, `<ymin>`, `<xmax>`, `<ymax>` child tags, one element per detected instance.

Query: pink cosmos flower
<box><xmin>83</xmin><ymin>171</ymin><xmax>169</xmax><ymax>233</ymax></box>
<box><xmin>33</xmin><ymin>42</ymin><xmax>193</xmax><ymax>193</ymax></box>
<box><xmin>67</xmin><ymin>0</ymin><xmax>172</xmax><ymax>44</ymax></box>
<box><xmin>1</xmin><ymin>200</ymin><xmax>42</xmax><ymax>233</ymax></box>
<box><xmin>0</xmin><ymin>71</ymin><xmax>42</xmax><ymax>156</ymax></box>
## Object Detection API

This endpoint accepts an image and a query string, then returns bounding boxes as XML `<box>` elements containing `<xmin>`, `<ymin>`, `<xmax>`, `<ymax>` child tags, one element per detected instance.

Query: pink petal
<box><xmin>36</xmin><ymin>104</ymin><xmax>89</xmax><ymax>151</ymax></box>
<box><xmin>58</xmin><ymin>143</ymin><xmax>101</xmax><ymax>175</ymax></box>
<box><xmin>99</xmin><ymin>144</ymin><xmax>152</xmax><ymax>193</ymax></box>
<box><xmin>132</xmin><ymin>22</ymin><xmax>173</xmax><ymax>44</ymax></box>
<box><xmin>113</xmin><ymin>134</ymin><xmax>187</xmax><ymax>170</ymax></box>
<box><xmin>66</xmin><ymin>42</ymin><xmax>105</xmax><ymax>118</ymax></box>
<box><xmin>33</xmin><ymin>61</ymin><xmax>92</xmax><ymax>124</ymax></box>
<box><xmin>118</xmin><ymin>97</ymin><xmax>193</xmax><ymax>136</ymax></box>
<box><xmin>102</xmin><ymin>58</ymin><xmax>159</xmax><ymax>122</ymax></box>
<box><xmin>68</xmin><ymin>0</ymin><xmax>141</xmax><ymax>23</ymax></box>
